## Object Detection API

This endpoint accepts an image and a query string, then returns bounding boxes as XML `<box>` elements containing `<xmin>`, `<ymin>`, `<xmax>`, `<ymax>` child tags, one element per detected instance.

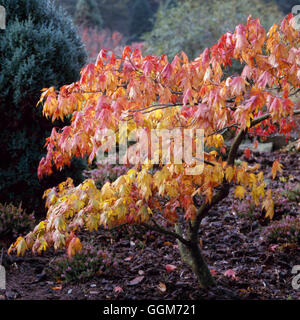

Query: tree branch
<box><xmin>141</xmin><ymin>218</ymin><xmax>191</xmax><ymax>246</ymax></box>
<box><xmin>250</xmin><ymin>109</ymin><xmax>300</xmax><ymax>128</ymax></box>
<box><xmin>190</xmin><ymin>127</ymin><xmax>247</xmax><ymax>242</ymax></box>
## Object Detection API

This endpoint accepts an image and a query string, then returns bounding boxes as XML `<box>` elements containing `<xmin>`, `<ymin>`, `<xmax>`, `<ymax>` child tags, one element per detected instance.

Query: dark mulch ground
<box><xmin>0</xmin><ymin>150</ymin><xmax>299</xmax><ymax>300</ymax></box>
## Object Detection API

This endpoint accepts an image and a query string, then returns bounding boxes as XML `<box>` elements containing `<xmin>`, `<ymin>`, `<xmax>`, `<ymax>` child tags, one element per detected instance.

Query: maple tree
<box><xmin>9</xmin><ymin>14</ymin><xmax>300</xmax><ymax>288</ymax></box>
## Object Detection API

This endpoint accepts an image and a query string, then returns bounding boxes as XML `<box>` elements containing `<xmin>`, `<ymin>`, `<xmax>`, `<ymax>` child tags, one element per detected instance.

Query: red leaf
<box><xmin>122</xmin><ymin>46</ymin><xmax>132</xmax><ymax>60</ymax></box>
<box><xmin>161</xmin><ymin>63</ymin><xmax>172</xmax><ymax>80</ymax></box>
<box><xmin>244</xmin><ymin>148</ymin><xmax>251</xmax><ymax>159</ymax></box>
<box><xmin>114</xmin><ymin>286</ymin><xmax>123</xmax><ymax>293</ymax></box>
<box><xmin>201</xmin><ymin>48</ymin><xmax>210</xmax><ymax>68</ymax></box>
<box><xmin>254</xmin><ymin>140</ymin><xmax>258</xmax><ymax>149</ymax></box>
<box><xmin>143</xmin><ymin>60</ymin><xmax>154</xmax><ymax>76</ymax></box>
<box><xmin>165</xmin><ymin>264</ymin><xmax>176</xmax><ymax>272</ymax></box>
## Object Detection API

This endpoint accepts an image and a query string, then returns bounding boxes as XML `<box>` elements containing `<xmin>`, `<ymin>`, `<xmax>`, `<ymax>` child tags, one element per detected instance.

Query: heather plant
<box><xmin>262</xmin><ymin>215</ymin><xmax>300</xmax><ymax>246</ymax></box>
<box><xmin>47</xmin><ymin>244</ymin><xmax>114</xmax><ymax>283</ymax></box>
<box><xmin>268</xmin><ymin>183</ymin><xmax>300</xmax><ymax>218</ymax></box>
<box><xmin>0</xmin><ymin>203</ymin><xmax>35</xmax><ymax>240</ymax></box>
<box><xmin>232</xmin><ymin>195</ymin><xmax>259</xmax><ymax>222</ymax></box>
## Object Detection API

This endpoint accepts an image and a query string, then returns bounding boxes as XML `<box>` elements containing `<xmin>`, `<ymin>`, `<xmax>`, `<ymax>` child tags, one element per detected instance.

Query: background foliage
<box><xmin>74</xmin><ymin>0</ymin><xmax>103</xmax><ymax>30</ymax></box>
<box><xmin>143</xmin><ymin>0</ymin><xmax>285</xmax><ymax>60</ymax></box>
<box><xmin>0</xmin><ymin>0</ymin><xmax>87</xmax><ymax>214</ymax></box>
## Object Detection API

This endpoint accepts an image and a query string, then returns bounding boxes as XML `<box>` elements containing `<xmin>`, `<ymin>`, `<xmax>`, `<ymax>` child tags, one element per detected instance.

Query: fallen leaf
<box><xmin>124</xmin><ymin>256</ymin><xmax>133</xmax><ymax>262</ymax></box>
<box><xmin>158</xmin><ymin>282</ymin><xmax>167</xmax><ymax>292</ymax></box>
<box><xmin>128</xmin><ymin>276</ymin><xmax>144</xmax><ymax>286</ymax></box>
<box><xmin>224</xmin><ymin>269</ymin><xmax>237</xmax><ymax>279</ymax></box>
<box><xmin>163</xmin><ymin>241</ymin><xmax>173</xmax><ymax>246</ymax></box>
<box><xmin>270</xmin><ymin>244</ymin><xmax>279</xmax><ymax>251</ymax></box>
<box><xmin>240</xmin><ymin>288</ymin><xmax>248</xmax><ymax>294</ymax></box>
<box><xmin>114</xmin><ymin>286</ymin><xmax>123</xmax><ymax>293</ymax></box>
<box><xmin>51</xmin><ymin>285</ymin><xmax>62</xmax><ymax>290</ymax></box>
<box><xmin>165</xmin><ymin>264</ymin><xmax>176</xmax><ymax>272</ymax></box>
<box><xmin>210</xmin><ymin>269</ymin><xmax>217</xmax><ymax>275</ymax></box>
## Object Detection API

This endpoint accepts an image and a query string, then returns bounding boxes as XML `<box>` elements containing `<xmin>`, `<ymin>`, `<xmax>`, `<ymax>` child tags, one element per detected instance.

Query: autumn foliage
<box><xmin>9</xmin><ymin>14</ymin><xmax>300</xmax><ymax>288</ymax></box>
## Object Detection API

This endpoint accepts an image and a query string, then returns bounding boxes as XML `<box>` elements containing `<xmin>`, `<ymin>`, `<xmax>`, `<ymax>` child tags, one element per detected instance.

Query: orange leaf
<box><xmin>67</xmin><ymin>236</ymin><xmax>82</xmax><ymax>258</ymax></box>
<box><xmin>158</xmin><ymin>282</ymin><xmax>167</xmax><ymax>292</ymax></box>
<box><xmin>272</xmin><ymin>160</ymin><xmax>283</xmax><ymax>179</ymax></box>
<box><xmin>51</xmin><ymin>285</ymin><xmax>62</xmax><ymax>291</ymax></box>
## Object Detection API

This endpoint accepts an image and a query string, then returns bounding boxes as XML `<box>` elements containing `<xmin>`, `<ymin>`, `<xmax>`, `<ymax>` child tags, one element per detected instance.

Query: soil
<box><xmin>0</xmin><ymin>150</ymin><xmax>299</xmax><ymax>300</ymax></box>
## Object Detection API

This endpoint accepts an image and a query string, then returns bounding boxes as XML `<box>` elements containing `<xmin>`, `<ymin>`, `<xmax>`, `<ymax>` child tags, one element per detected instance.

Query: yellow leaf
<box><xmin>15</xmin><ymin>237</ymin><xmax>28</xmax><ymax>256</ymax></box>
<box><xmin>262</xmin><ymin>198</ymin><xmax>274</xmax><ymax>220</ymax></box>
<box><xmin>262</xmin><ymin>190</ymin><xmax>274</xmax><ymax>220</ymax></box>
<box><xmin>257</xmin><ymin>171</ymin><xmax>264</xmax><ymax>183</ymax></box>
<box><xmin>101</xmin><ymin>182</ymin><xmax>115</xmax><ymax>200</ymax></box>
<box><xmin>38</xmin><ymin>239</ymin><xmax>48</xmax><ymax>254</ymax></box>
<box><xmin>54</xmin><ymin>215</ymin><xmax>66</xmax><ymax>232</ymax></box>
<box><xmin>249</xmin><ymin>173</ymin><xmax>257</xmax><ymax>185</ymax></box>
<box><xmin>225</xmin><ymin>166</ymin><xmax>234</xmax><ymax>182</ymax></box>
<box><xmin>86</xmin><ymin>214</ymin><xmax>100</xmax><ymax>232</ymax></box>
<box><xmin>234</xmin><ymin>186</ymin><xmax>246</xmax><ymax>200</ymax></box>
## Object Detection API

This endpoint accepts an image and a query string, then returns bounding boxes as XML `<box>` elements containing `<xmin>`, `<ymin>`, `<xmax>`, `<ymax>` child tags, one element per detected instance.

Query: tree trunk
<box><xmin>177</xmin><ymin>239</ymin><xmax>216</xmax><ymax>289</ymax></box>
